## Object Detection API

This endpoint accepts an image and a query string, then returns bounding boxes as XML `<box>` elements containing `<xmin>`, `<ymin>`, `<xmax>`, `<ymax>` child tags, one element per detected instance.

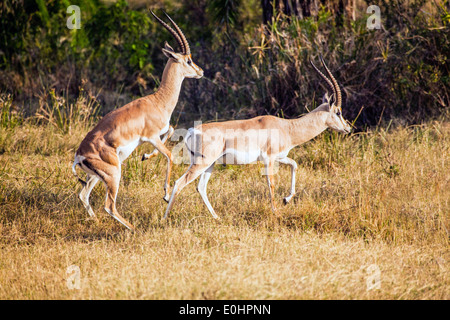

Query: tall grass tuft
<box><xmin>35</xmin><ymin>88</ymin><xmax>101</xmax><ymax>134</ymax></box>
<box><xmin>0</xmin><ymin>94</ymin><xmax>22</xmax><ymax>129</ymax></box>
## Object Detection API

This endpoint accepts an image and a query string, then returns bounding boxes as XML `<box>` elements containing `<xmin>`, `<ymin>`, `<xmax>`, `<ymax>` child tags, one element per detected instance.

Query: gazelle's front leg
<box><xmin>149</xmin><ymin>137</ymin><xmax>174</xmax><ymax>202</ymax></box>
<box><xmin>142</xmin><ymin>126</ymin><xmax>174</xmax><ymax>161</ymax></box>
<box><xmin>278</xmin><ymin>157</ymin><xmax>297</xmax><ymax>204</ymax></box>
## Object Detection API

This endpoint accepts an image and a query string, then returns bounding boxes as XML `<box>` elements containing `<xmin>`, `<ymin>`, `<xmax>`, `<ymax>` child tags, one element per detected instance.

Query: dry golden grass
<box><xmin>0</xmin><ymin>121</ymin><xmax>448</xmax><ymax>299</ymax></box>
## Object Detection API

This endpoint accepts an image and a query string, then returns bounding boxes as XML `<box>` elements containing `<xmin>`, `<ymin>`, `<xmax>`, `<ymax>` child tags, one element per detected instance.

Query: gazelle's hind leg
<box><xmin>79</xmin><ymin>174</ymin><xmax>99</xmax><ymax>218</ymax></box>
<box><xmin>197</xmin><ymin>163</ymin><xmax>219</xmax><ymax>219</ymax></box>
<box><xmin>81</xmin><ymin>156</ymin><xmax>135</xmax><ymax>231</ymax></box>
<box><xmin>103</xmin><ymin>170</ymin><xmax>135</xmax><ymax>231</ymax></box>
<box><xmin>164</xmin><ymin>163</ymin><xmax>212</xmax><ymax>219</ymax></box>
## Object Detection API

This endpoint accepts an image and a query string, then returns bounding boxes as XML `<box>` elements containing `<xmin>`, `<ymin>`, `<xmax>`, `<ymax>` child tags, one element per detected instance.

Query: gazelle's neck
<box><xmin>289</xmin><ymin>108</ymin><xmax>328</xmax><ymax>146</ymax></box>
<box><xmin>153</xmin><ymin>60</ymin><xmax>185</xmax><ymax>114</ymax></box>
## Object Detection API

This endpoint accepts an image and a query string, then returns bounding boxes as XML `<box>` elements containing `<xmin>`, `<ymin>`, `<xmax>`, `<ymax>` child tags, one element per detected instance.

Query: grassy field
<box><xmin>0</xmin><ymin>120</ymin><xmax>448</xmax><ymax>299</ymax></box>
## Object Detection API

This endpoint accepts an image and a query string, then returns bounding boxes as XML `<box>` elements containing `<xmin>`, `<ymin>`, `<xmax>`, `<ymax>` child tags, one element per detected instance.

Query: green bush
<box><xmin>238</xmin><ymin>2</ymin><xmax>450</xmax><ymax>125</ymax></box>
<box><xmin>0</xmin><ymin>0</ymin><xmax>448</xmax><ymax>127</ymax></box>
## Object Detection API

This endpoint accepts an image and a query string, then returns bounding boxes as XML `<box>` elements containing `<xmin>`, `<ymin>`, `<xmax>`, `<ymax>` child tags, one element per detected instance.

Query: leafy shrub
<box><xmin>0</xmin><ymin>0</ymin><xmax>448</xmax><ymax>127</ymax></box>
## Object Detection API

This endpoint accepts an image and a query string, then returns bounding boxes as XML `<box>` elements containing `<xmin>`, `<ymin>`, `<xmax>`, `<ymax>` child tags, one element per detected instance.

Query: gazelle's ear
<box><xmin>162</xmin><ymin>48</ymin><xmax>180</xmax><ymax>61</ymax></box>
<box><xmin>326</xmin><ymin>93</ymin><xmax>338</xmax><ymax>112</ymax></box>
<box><xmin>330</xmin><ymin>93</ymin><xmax>336</xmax><ymax>103</ymax></box>
<box><xmin>164</xmin><ymin>41</ymin><xmax>175</xmax><ymax>52</ymax></box>
<box><xmin>322</xmin><ymin>92</ymin><xmax>330</xmax><ymax>104</ymax></box>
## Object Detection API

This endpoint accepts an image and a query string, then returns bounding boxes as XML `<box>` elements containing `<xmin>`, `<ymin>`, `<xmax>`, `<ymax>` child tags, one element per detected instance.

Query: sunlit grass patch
<box><xmin>0</xmin><ymin>119</ymin><xmax>448</xmax><ymax>299</ymax></box>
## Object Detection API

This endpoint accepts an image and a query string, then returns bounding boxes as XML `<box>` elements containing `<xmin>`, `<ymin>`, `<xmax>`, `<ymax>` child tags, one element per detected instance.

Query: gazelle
<box><xmin>72</xmin><ymin>11</ymin><xmax>203</xmax><ymax>230</ymax></box>
<box><xmin>163</xmin><ymin>56</ymin><xmax>351</xmax><ymax>219</ymax></box>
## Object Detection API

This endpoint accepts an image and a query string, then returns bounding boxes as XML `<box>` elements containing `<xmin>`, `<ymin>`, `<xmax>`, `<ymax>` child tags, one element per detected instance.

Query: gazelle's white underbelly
<box><xmin>218</xmin><ymin>147</ymin><xmax>293</xmax><ymax>165</ymax></box>
<box><xmin>116</xmin><ymin>124</ymin><xmax>171</xmax><ymax>163</ymax></box>
<box><xmin>160</xmin><ymin>122</ymin><xmax>170</xmax><ymax>136</ymax></box>
<box><xmin>116</xmin><ymin>138</ymin><xmax>142</xmax><ymax>162</ymax></box>
<box><xmin>218</xmin><ymin>148</ymin><xmax>261</xmax><ymax>165</ymax></box>
<box><xmin>115</xmin><ymin>122</ymin><xmax>171</xmax><ymax>163</ymax></box>
<box><xmin>274</xmin><ymin>148</ymin><xmax>292</xmax><ymax>160</ymax></box>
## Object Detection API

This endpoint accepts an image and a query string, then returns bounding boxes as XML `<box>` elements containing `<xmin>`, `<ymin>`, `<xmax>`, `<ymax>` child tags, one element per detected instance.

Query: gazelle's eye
<box><xmin>187</xmin><ymin>60</ymin><xmax>192</xmax><ymax>65</ymax></box>
<box><xmin>336</xmin><ymin>111</ymin><xmax>341</xmax><ymax>117</ymax></box>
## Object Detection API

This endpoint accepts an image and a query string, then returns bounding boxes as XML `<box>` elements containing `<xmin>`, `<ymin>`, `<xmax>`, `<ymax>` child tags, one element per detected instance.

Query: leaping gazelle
<box><xmin>163</xmin><ymin>56</ymin><xmax>351</xmax><ymax>219</ymax></box>
<box><xmin>72</xmin><ymin>11</ymin><xmax>203</xmax><ymax>230</ymax></box>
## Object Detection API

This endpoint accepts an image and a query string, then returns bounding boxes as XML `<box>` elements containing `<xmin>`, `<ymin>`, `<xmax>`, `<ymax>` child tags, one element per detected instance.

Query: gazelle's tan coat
<box><xmin>72</xmin><ymin>12</ymin><xmax>203</xmax><ymax>230</ymax></box>
<box><xmin>164</xmin><ymin>57</ymin><xmax>352</xmax><ymax>219</ymax></box>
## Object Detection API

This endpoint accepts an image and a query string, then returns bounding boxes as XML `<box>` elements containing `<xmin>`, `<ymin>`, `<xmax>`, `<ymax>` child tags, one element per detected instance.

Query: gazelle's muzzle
<box><xmin>196</xmin><ymin>69</ymin><xmax>204</xmax><ymax>78</ymax></box>
<box><xmin>343</xmin><ymin>122</ymin><xmax>352</xmax><ymax>134</ymax></box>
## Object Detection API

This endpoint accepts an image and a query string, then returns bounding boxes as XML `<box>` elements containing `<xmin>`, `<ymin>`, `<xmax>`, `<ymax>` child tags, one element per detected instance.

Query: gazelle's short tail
<box><xmin>72</xmin><ymin>155</ymin><xmax>87</xmax><ymax>186</ymax></box>
<box><xmin>185</xmin><ymin>127</ymin><xmax>205</xmax><ymax>158</ymax></box>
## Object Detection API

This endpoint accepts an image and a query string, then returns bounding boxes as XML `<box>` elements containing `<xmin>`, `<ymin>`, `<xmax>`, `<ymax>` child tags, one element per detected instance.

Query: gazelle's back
<box><xmin>188</xmin><ymin>115</ymin><xmax>292</xmax><ymax>164</ymax></box>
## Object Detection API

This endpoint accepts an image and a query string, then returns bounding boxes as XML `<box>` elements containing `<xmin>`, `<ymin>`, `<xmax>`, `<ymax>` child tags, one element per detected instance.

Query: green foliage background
<box><xmin>0</xmin><ymin>0</ymin><xmax>449</xmax><ymax>127</ymax></box>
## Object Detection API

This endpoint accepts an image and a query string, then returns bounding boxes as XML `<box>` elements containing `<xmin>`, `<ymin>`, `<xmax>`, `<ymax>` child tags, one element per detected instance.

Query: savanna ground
<box><xmin>0</xmin><ymin>119</ymin><xmax>448</xmax><ymax>299</ymax></box>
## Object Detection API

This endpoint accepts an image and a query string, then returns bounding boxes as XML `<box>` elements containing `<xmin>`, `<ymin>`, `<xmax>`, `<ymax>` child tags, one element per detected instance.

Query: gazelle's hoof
<box><xmin>283</xmin><ymin>194</ymin><xmax>294</xmax><ymax>205</ymax></box>
<box><xmin>141</xmin><ymin>154</ymin><xmax>147</xmax><ymax>161</ymax></box>
<box><xmin>160</xmin><ymin>217</ymin><xmax>168</xmax><ymax>224</ymax></box>
<box><xmin>163</xmin><ymin>195</ymin><xmax>170</xmax><ymax>203</ymax></box>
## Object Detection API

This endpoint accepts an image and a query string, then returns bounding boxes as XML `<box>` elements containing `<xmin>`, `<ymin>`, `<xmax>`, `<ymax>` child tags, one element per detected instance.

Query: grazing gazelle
<box><xmin>72</xmin><ymin>11</ymin><xmax>203</xmax><ymax>230</ymax></box>
<box><xmin>163</xmin><ymin>56</ymin><xmax>351</xmax><ymax>220</ymax></box>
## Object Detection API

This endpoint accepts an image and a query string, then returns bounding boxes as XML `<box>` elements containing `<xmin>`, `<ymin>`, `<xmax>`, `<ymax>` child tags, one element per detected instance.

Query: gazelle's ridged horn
<box><xmin>163</xmin><ymin>11</ymin><xmax>190</xmax><ymax>55</ymax></box>
<box><xmin>150</xmin><ymin>10</ymin><xmax>185</xmax><ymax>54</ymax></box>
<box><xmin>319</xmin><ymin>54</ymin><xmax>342</xmax><ymax>108</ymax></box>
<box><xmin>310</xmin><ymin>59</ymin><xmax>335</xmax><ymax>97</ymax></box>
